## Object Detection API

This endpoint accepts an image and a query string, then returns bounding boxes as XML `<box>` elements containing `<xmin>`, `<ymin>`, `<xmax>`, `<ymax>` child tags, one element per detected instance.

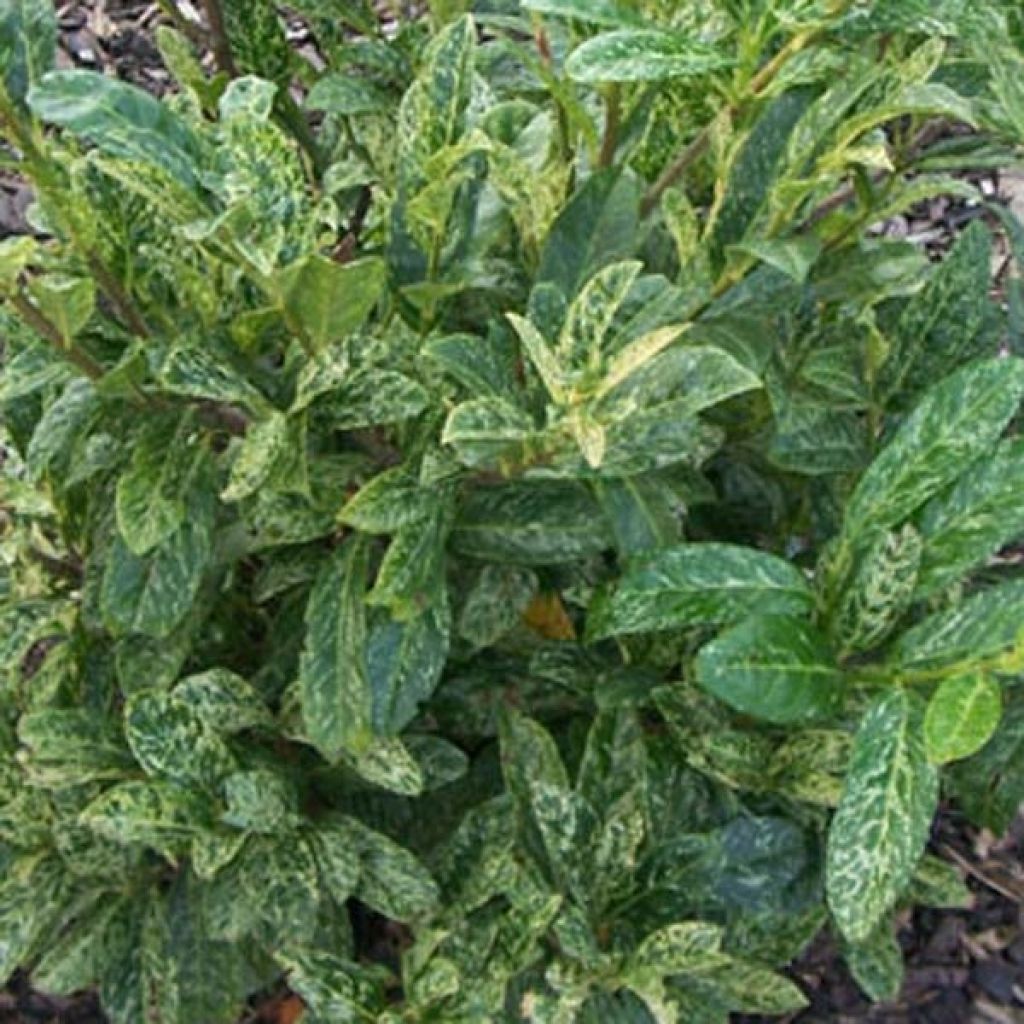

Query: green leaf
<box><xmin>26</xmin><ymin>378</ymin><xmax>100</xmax><ymax>481</ymax></box>
<box><xmin>275</xmin><ymin>949</ymin><xmax>374</xmax><ymax>1022</ymax></box>
<box><xmin>923</xmin><ymin>673</ymin><xmax>1001</xmax><ymax>765</ymax></box>
<box><xmin>306</xmin><ymin>74</ymin><xmax>392</xmax><ymax>115</ymax></box>
<box><xmin>28</xmin><ymin>70</ymin><xmax>204</xmax><ymax>189</ymax></box>
<box><xmin>0</xmin><ymin>854</ymin><xmax>71</xmax><ymax>985</ymax></box>
<box><xmin>948</xmin><ymin>700</ymin><xmax>1024</xmax><ymax>834</ymax></box>
<box><xmin>457</xmin><ymin>565</ymin><xmax>537</xmax><ymax>648</ymax></box>
<box><xmin>298</xmin><ymin>537</ymin><xmax>374</xmax><ymax>762</ymax></box>
<box><xmin>566</xmin><ymin>29</ymin><xmax>732</xmax><ymax>84</ymax></box>
<box><xmin>826</xmin><ymin>691</ymin><xmax>939</xmax><ymax>944</ymax></box>
<box><xmin>588</xmin><ymin>543</ymin><xmax>814</xmax><ymax>640</ymax></box>
<box><xmin>115</xmin><ymin>414</ymin><xmax>205</xmax><ymax>555</ymax></box>
<box><xmin>844</xmin><ymin>922</ymin><xmax>904</xmax><ymax>1003</ymax></box>
<box><xmin>521</xmin><ymin>0</ymin><xmax>645</xmax><ymax>28</ymax></box>
<box><xmin>0</xmin><ymin>0</ymin><xmax>56</xmax><ymax>107</ymax></box>
<box><xmin>100</xmin><ymin>505</ymin><xmax>213</xmax><ymax>639</ymax></box>
<box><xmin>275</xmin><ymin>255</ymin><xmax>386</xmax><ymax>353</ymax></box>
<box><xmin>843</xmin><ymin>359</ymin><xmax>1024</xmax><ymax>541</ymax></box>
<box><xmin>451</xmin><ymin>482</ymin><xmax>612</xmax><ymax>564</ymax></box>
<box><xmin>915</xmin><ymin>437</ymin><xmax>1024</xmax><ymax>595</ymax></box>
<box><xmin>594</xmin><ymin>475</ymin><xmax>682</xmax><ymax>557</ymax></box>
<box><xmin>367</xmin><ymin>602</ymin><xmax>450</xmax><ymax>733</ymax></box>
<box><xmin>696</xmin><ymin>616</ymin><xmax>842</xmax><ymax>725</ymax></box>
<box><xmin>892</xmin><ymin>579</ymin><xmax>1024</xmax><ymax>670</ymax></box>
<box><xmin>538</xmin><ymin>169</ymin><xmax>642</xmax><ymax>298</ymax></box>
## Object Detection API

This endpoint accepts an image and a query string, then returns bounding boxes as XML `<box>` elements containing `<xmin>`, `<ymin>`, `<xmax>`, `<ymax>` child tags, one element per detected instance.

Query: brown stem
<box><xmin>201</xmin><ymin>0</ymin><xmax>238</xmax><ymax>77</ymax></box>
<box><xmin>86</xmin><ymin>254</ymin><xmax>151</xmax><ymax>338</ymax></box>
<box><xmin>9</xmin><ymin>292</ymin><xmax>105</xmax><ymax>381</ymax></box>
<box><xmin>598</xmin><ymin>85</ymin><xmax>621</xmax><ymax>169</ymax></box>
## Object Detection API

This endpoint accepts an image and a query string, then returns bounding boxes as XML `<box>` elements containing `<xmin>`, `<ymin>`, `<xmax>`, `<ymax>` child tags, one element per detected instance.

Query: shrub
<box><xmin>1</xmin><ymin>0</ymin><xmax>1024</xmax><ymax>1020</ymax></box>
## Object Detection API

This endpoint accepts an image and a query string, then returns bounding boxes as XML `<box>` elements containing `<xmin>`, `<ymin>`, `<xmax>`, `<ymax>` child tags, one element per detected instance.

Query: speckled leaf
<box><xmin>594</xmin><ymin>475</ymin><xmax>681</xmax><ymax>557</ymax></box>
<box><xmin>0</xmin><ymin>854</ymin><xmax>70</xmax><ymax>984</ymax></box>
<box><xmin>312</xmin><ymin>822</ymin><xmax>361</xmax><ymax>906</ymax></box>
<box><xmin>566</xmin><ymin>29</ymin><xmax>731</xmax><ymax>83</ymax></box>
<box><xmin>506</xmin><ymin>313</ymin><xmax>567</xmax><ymax>404</ymax></box>
<box><xmin>115</xmin><ymin>414</ymin><xmax>205</xmax><ymax>554</ymax></box>
<box><xmin>442</xmin><ymin>397</ymin><xmax>536</xmax><ymax>468</ymax></box>
<box><xmin>29</xmin><ymin>70</ymin><xmax>203</xmax><ymax>188</ymax></box>
<box><xmin>367</xmin><ymin>497</ymin><xmax>451</xmax><ymax>619</ymax></box>
<box><xmin>915</xmin><ymin>437</ymin><xmax>1024</xmax><ymax>596</ymax></box>
<box><xmin>832</xmin><ymin>525</ymin><xmax>922</xmax><ymax>657</ymax></box>
<box><xmin>298</xmin><ymin>537</ymin><xmax>374</xmax><ymax>762</ymax></box>
<box><xmin>81</xmin><ymin>780</ymin><xmax>214</xmax><ymax>858</ymax></box>
<box><xmin>451</xmin><ymin>482</ymin><xmax>612</xmax><ymax>564</ymax></box>
<box><xmin>222</xmin><ymin>412</ymin><xmax>305</xmax><ymax>503</ymax></box>
<box><xmin>892</xmin><ymin>580</ymin><xmax>1024</xmax><ymax>670</ymax></box>
<box><xmin>221</xmin><ymin>770</ymin><xmax>298</xmax><ymax>832</ymax></box>
<box><xmin>499</xmin><ymin>707</ymin><xmax>569</xmax><ymax>805</ymax></box>
<box><xmin>337</xmin><ymin>815</ymin><xmax>439</xmax><ymax>921</ymax></box>
<box><xmin>696</xmin><ymin>616</ymin><xmax>842</xmax><ymax>725</ymax></box>
<box><xmin>630</xmin><ymin>921</ymin><xmax>726</xmax><ymax>974</ymax></box>
<box><xmin>923</xmin><ymin>673</ymin><xmax>1001</xmax><ymax>765</ymax></box>
<box><xmin>124</xmin><ymin>689</ymin><xmax>236</xmax><ymax>789</ymax></box>
<box><xmin>275</xmin><ymin>255</ymin><xmax>385</xmax><ymax>352</ymax></box>
<box><xmin>340</xmin><ymin>467</ymin><xmax>436</xmax><ymax>535</ymax></box>
<box><xmin>159</xmin><ymin>340</ymin><xmax>270</xmax><ymax>411</ymax></box>
<box><xmin>588</xmin><ymin>543</ymin><xmax>813</xmax><ymax>640</ymax></box>
<box><xmin>322</xmin><ymin>368</ymin><xmax>430</xmax><ymax>429</ymax></box>
<box><xmin>521</xmin><ymin>0</ymin><xmax>644</xmax><ymax>27</ymax></box>
<box><xmin>173</xmin><ymin>669</ymin><xmax>272</xmax><ymax>733</ymax></box>
<box><xmin>17</xmin><ymin>709</ymin><xmax>134</xmax><ymax>786</ymax></box>
<box><xmin>826</xmin><ymin>691</ymin><xmax>939</xmax><ymax>943</ymax></box>
<box><xmin>26</xmin><ymin>378</ymin><xmax>99</xmax><ymax>480</ymax></box>
<box><xmin>306</xmin><ymin>74</ymin><xmax>391</xmax><ymax>115</ymax></box>
<box><xmin>845</xmin><ymin>922</ymin><xmax>904</xmax><ymax>1003</ymax></box>
<box><xmin>559</xmin><ymin>261</ymin><xmax>642</xmax><ymax>368</ymax></box>
<box><xmin>843</xmin><ymin>359</ymin><xmax>1024</xmax><ymax>541</ymax></box>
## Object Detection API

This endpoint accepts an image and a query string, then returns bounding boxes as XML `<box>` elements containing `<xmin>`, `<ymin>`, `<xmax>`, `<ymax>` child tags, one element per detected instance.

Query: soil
<box><xmin>1</xmin><ymin>3</ymin><xmax>1022</xmax><ymax>1022</ymax></box>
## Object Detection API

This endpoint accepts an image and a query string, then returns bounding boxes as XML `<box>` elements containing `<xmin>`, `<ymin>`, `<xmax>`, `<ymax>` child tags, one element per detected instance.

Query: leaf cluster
<box><xmin>2</xmin><ymin>0</ymin><xmax>1024</xmax><ymax>1020</ymax></box>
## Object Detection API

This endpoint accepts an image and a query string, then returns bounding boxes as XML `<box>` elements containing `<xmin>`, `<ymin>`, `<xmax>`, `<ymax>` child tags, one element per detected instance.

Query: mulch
<box><xmin>1</xmin><ymin>3</ymin><xmax>1022</xmax><ymax>1022</ymax></box>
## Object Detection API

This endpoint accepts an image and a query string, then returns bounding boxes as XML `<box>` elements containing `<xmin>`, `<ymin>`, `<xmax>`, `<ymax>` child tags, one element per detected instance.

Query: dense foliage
<box><xmin>2</xmin><ymin>0</ymin><xmax>1024</xmax><ymax>1020</ymax></box>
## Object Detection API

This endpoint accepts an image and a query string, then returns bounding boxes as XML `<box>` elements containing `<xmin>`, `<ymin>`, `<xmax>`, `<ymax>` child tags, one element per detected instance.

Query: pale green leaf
<box><xmin>923</xmin><ymin>673</ymin><xmax>1001</xmax><ymax>765</ymax></box>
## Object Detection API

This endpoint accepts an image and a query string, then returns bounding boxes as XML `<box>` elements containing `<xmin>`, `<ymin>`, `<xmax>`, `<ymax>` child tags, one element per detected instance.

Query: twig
<box><xmin>641</xmin><ymin>28</ymin><xmax>820</xmax><ymax>216</ymax></box>
<box><xmin>938</xmin><ymin>843</ymin><xmax>1023</xmax><ymax>905</ymax></box>
<box><xmin>200</xmin><ymin>0</ymin><xmax>238</xmax><ymax>77</ymax></box>
<box><xmin>598</xmin><ymin>85</ymin><xmax>621</xmax><ymax>169</ymax></box>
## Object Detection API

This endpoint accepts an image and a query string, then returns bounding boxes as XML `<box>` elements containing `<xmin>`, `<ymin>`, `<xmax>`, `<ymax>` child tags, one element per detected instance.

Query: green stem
<box><xmin>275</xmin><ymin>90</ymin><xmax>327</xmax><ymax>180</ymax></box>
